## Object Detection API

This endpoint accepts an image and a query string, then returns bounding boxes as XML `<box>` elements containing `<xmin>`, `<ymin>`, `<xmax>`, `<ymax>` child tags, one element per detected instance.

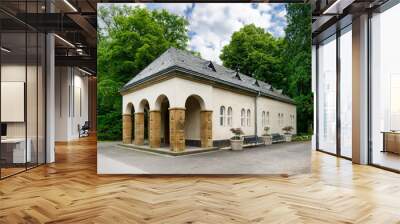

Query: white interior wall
<box><xmin>1</xmin><ymin>65</ymin><xmax>36</xmax><ymax>138</ymax></box>
<box><xmin>55</xmin><ymin>67</ymin><xmax>89</xmax><ymax>141</ymax></box>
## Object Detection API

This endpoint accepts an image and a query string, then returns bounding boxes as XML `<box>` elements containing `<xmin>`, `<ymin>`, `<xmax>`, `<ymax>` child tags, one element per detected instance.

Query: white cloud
<box><xmin>110</xmin><ymin>3</ymin><xmax>286</xmax><ymax>64</ymax></box>
<box><xmin>153</xmin><ymin>3</ymin><xmax>192</xmax><ymax>16</ymax></box>
<box><xmin>188</xmin><ymin>4</ymin><xmax>276</xmax><ymax>63</ymax></box>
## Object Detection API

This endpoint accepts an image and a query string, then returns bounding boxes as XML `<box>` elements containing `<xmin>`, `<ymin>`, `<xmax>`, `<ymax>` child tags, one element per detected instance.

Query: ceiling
<box><xmin>0</xmin><ymin>0</ymin><xmax>98</xmax><ymax>75</ymax></box>
<box><xmin>309</xmin><ymin>0</ymin><xmax>390</xmax><ymax>42</ymax></box>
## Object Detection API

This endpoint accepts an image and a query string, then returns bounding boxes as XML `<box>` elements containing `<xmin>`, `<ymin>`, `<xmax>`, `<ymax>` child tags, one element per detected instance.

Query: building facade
<box><xmin>121</xmin><ymin>48</ymin><xmax>296</xmax><ymax>151</ymax></box>
<box><xmin>311</xmin><ymin>0</ymin><xmax>400</xmax><ymax>172</ymax></box>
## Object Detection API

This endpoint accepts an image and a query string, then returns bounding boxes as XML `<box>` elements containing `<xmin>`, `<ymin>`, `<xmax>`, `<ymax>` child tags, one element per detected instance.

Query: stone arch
<box><xmin>133</xmin><ymin>99</ymin><xmax>150</xmax><ymax>145</ymax></box>
<box><xmin>156</xmin><ymin>95</ymin><xmax>170</xmax><ymax>145</ymax></box>
<box><xmin>122</xmin><ymin>102</ymin><xmax>135</xmax><ymax>144</ymax></box>
<box><xmin>125</xmin><ymin>102</ymin><xmax>134</xmax><ymax>114</ymax></box>
<box><xmin>184</xmin><ymin>95</ymin><xmax>212</xmax><ymax>148</ymax></box>
<box><xmin>137</xmin><ymin>98</ymin><xmax>150</xmax><ymax>113</ymax></box>
<box><xmin>185</xmin><ymin>94</ymin><xmax>206</xmax><ymax>111</ymax></box>
<box><xmin>154</xmin><ymin>94</ymin><xmax>170</xmax><ymax>111</ymax></box>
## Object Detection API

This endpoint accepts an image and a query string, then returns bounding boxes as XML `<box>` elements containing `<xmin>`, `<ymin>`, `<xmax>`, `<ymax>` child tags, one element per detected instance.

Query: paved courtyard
<box><xmin>97</xmin><ymin>141</ymin><xmax>311</xmax><ymax>175</ymax></box>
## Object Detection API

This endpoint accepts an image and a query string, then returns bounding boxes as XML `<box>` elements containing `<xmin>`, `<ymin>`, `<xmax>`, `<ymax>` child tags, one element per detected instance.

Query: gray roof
<box><xmin>121</xmin><ymin>47</ymin><xmax>295</xmax><ymax>104</ymax></box>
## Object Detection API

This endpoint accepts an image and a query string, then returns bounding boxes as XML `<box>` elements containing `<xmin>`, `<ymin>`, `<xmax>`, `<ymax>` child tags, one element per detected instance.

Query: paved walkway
<box><xmin>97</xmin><ymin>141</ymin><xmax>311</xmax><ymax>175</ymax></box>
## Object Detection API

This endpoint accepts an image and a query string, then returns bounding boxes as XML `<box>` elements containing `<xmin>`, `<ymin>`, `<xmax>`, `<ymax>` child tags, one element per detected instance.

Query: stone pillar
<box><xmin>134</xmin><ymin>112</ymin><xmax>144</xmax><ymax>145</ymax></box>
<box><xmin>149</xmin><ymin>110</ymin><xmax>161</xmax><ymax>148</ymax></box>
<box><xmin>169</xmin><ymin>108</ymin><xmax>185</xmax><ymax>152</ymax></box>
<box><xmin>122</xmin><ymin>114</ymin><xmax>132</xmax><ymax>144</ymax></box>
<box><xmin>200</xmin><ymin>110</ymin><xmax>213</xmax><ymax>148</ymax></box>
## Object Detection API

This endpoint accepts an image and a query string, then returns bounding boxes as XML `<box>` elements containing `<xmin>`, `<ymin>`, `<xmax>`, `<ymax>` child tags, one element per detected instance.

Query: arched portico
<box><xmin>134</xmin><ymin>99</ymin><xmax>150</xmax><ymax>145</ymax></box>
<box><xmin>123</xmin><ymin>93</ymin><xmax>212</xmax><ymax>152</ymax></box>
<box><xmin>184</xmin><ymin>95</ymin><xmax>213</xmax><ymax>149</ymax></box>
<box><xmin>167</xmin><ymin>94</ymin><xmax>213</xmax><ymax>152</ymax></box>
<box><xmin>122</xmin><ymin>103</ymin><xmax>134</xmax><ymax>144</ymax></box>
<box><xmin>148</xmin><ymin>95</ymin><xmax>170</xmax><ymax>148</ymax></box>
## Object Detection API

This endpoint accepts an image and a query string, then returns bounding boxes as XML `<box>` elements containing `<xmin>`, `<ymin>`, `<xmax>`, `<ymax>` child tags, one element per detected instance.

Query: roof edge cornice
<box><xmin>120</xmin><ymin>66</ymin><xmax>296</xmax><ymax>105</ymax></box>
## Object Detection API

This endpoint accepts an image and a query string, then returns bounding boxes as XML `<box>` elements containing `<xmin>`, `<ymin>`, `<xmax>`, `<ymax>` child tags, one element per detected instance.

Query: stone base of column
<box><xmin>134</xmin><ymin>112</ymin><xmax>144</xmax><ymax>145</ymax></box>
<box><xmin>200</xmin><ymin>110</ymin><xmax>213</xmax><ymax>148</ymax></box>
<box><xmin>169</xmin><ymin>108</ymin><xmax>185</xmax><ymax>152</ymax></box>
<box><xmin>122</xmin><ymin>114</ymin><xmax>132</xmax><ymax>144</ymax></box>
<box><xmin>149</xmin><ymin>110</ymin><xmax>161</xmax><ymax>148</ymax></box>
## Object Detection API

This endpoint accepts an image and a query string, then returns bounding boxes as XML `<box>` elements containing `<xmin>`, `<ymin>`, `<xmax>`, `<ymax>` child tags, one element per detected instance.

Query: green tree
<box><xmin>220</xmin><ymin>6</ymin><xmax>312</xmax><ymax>135</ymax></box>
<box><xmin>220</xmin><ymin>24</ymin><xmax>286</xmax><ymax>90</ymax></box>
<box><xmin>97</xmin><ymin>6</ymin><xmax>190</xmax><ymax>140</ymax></box>
<box><xmin>284</xmin><ymin>4</ymin><xmax>312</xmax><ymax>134</ymax></box>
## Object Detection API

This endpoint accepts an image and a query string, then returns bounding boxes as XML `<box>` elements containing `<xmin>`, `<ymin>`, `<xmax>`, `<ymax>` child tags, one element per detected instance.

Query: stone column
<box><xmin>200</xmin><ymin>110</ymin><xmax>213</xmax><ymax>148</ymax></box>
<box><xmin>149</xmin><ymin>110</ymin><xmax>161</xmax><ymax>148</ymax></box>
<box><xmin>122</xmin><ymin>114</ymin><xmax>132</xmax><ymax>144</ymax></box>
<box><xmin>134</xmin><ymin>112</ymin><xmax>144</xmax><ymax>145</ymax></box>
<box><xmin>169</xmin><ymin>107</ymin><xmax>185</xmax><ymax>152</ymax></box>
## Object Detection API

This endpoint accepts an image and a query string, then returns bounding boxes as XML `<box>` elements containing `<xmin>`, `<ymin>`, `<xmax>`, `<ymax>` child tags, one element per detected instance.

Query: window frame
<box><xmin>227</xmin><ymin>106</ymin><xmax>233</xmax><ymax>127</ymax></box>
<box><xmin>241</xmin><ymin>108</ymin><xmax>245</xmax><ymax>127</ymax></box>
<box><xmin>220</xmin><ymin>106</ymin><xmax>226</xmax><ymax>126</ymax></box>
<box><xmin>247</xmin><ymin>109</ymin><xmax>251</xmax><ymax>126</ymax></box>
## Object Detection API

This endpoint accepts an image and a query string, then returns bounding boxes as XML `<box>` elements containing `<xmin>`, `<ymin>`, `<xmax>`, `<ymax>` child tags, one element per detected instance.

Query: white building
<box><xmin>121</xmin><ymin>47</ymin><xmax>296</xmax><ymax>151</ymax></box>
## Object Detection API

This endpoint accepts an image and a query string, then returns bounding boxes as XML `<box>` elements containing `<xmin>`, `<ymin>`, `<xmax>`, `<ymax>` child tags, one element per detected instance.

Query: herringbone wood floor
<box><xmin>1</xmin><ymin>135</ymin><xmax>400</xmax><ymax>224</ymax></box>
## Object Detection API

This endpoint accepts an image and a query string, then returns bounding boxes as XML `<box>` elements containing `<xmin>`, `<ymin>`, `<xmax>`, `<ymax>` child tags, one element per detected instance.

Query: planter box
<box><xmin>230</xmin><ymin>138</ymin><xmax>244</xmax><ymax>150</ymax></box>
<box><xmin>260</xmin><ymin>135</ymin><xmax>272</xmax><ymax>145</ymax></box>
<box><xmin>284</xmin><ymin>134</ymin><xmax>292</xmax><ymax>142</ymax></box>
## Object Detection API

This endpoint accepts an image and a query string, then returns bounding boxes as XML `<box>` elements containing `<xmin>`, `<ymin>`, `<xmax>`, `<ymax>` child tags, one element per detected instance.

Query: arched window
<box><xmin>227</xmin><ymin>107</ymin><xmax>233</xmax><ymax>126</ymax></box>
<box><xmin>241</xmin><ymin>109</ymin><xmax>245</xmax><ymax>126</ymax></box>
<box><xmin>247</xmin><ymin>109</ymin><xmax>251</xmax><ymax>126</ymax></box>
<box><xmin>262</xmin><ymin>111</ymin><xmax>266</xmax><ymax>127</ymax></box>
<box><xmin>291</xmin><ymin>114</ymin><xmax>295</xmax><ymax>126</ymax></box>
<box><xmin>278</xmin><ymin>113</ymin><xmax>281</xmax><ymax>126</ymax></box>
<box><xmin>220</xmin><ymin>106</ymin><xmax>226</xmax><ymax>126</ymax></box>
<box><xmin>266</xmin><ymin>111</ymin><xmax>270</xmax><ymax>125</ymax></box>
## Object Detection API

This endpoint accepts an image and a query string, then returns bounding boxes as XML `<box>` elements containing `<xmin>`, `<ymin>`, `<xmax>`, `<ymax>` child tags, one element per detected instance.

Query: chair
<box><xmin>79</xmin><ymin>121</ymin><xmax>90</xmax><ymax>138</ymax></box>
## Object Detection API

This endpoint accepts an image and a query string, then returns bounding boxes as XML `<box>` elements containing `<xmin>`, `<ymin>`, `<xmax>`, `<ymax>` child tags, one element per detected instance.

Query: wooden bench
<box><xmin>243</xmin><ymin>135</ymin><xmax>264</xmax><ymax>147</ymax></box>
<box><xmin>271</xmin><ymin>133</ymin><xmax>285</xmax><ymax>143</ymax></box>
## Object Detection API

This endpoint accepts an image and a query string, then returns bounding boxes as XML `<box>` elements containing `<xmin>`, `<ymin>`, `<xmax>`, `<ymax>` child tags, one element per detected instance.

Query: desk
<box><xmin>382</xmin><ymin>132</ymin><xmax>400</xmax><ymax>154</ymax></box>
<box><xmin>1</xmin><ymin>138</ymin><xmax>31</xmax><ymax>163</ymax></box>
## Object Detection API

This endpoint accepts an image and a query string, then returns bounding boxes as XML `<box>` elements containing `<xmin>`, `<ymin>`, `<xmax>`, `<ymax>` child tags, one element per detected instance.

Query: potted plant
<box><xmin>282</xmin><ymin>126</ymin><xmax>294</xmax><ymax>142</ymax></box>
<box><xmin>260</xmin><ymin>126</ymin><xmax>272</xmax><ymax>145</ymax></box>
<box><xmin>230</xmin><ymin>128</ymin><xmax>244</xmax><ymax>150</ymax></box>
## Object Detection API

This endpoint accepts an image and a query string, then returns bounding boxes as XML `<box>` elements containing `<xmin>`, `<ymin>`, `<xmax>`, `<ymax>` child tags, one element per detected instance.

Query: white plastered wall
<box><xmin>212</xmin><ymin>87</ymin><xmax>296</xmax><ymax>140</ymax></box>
<box><xmin>256</xmin><ymin>96</ymin><xmax>297</xmax><ymax>135</ymax></box>
<box><xmin>211</xmin><ymin>87</ymin><xmax>255</xmax><ymax>140</ymax></box>
<box><xmin>122</xmin><ymin>76</ymin><xmax>213</xmax><ymax>112</ymax></box>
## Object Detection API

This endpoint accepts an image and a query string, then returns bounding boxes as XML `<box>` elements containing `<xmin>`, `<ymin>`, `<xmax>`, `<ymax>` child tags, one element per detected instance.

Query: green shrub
<box><xmin>292</xmin><ymin>134</ymin><xmax>312</xmax><ymax>142</ymax></box>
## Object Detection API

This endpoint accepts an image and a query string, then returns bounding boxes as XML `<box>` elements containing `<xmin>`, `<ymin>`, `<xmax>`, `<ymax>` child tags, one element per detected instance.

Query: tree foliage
<box><xmin>220</xmin><ymin>4</ymin><xmax>312</xmax><ymax>134</ymax></box>
<box><xmin>220</xmin><ymin>24</ymin><xmax>286</xmax><ymax>90</ymax></box>
<box><xmin>97</xmin><ymin>6</ymin><xmax>190</xmax><ymax>140</ymax></box>
<box><xmin>283</xmin><ymin>4</ymin><xmax>312</xmax><ymax>134</ymax></box>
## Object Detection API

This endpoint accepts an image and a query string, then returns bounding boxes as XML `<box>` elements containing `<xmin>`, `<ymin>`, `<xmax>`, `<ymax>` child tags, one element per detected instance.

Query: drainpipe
<box><xmin>255</xmin><ymin>91</ymin><xmax>260</xmax><ymax>139</ymax></box>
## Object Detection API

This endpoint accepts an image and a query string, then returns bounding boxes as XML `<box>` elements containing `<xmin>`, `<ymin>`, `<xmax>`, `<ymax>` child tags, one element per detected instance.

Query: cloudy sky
<box><xmin>100</xmin><ymin>3</ymin><xmax>287</xmax><ymax>64</ymax></box>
